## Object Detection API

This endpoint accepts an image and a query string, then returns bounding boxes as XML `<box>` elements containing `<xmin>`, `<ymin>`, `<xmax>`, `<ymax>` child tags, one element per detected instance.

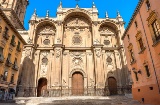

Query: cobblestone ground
<box><xmin>0</xmin><ymin>95</ymin><xmax>151</xmax><ymax>105</ymax></box>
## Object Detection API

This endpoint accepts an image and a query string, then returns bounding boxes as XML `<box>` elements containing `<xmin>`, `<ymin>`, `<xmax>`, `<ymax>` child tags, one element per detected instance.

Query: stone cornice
<box><xmin>0</xmin><ymin>8</ymin><xmax>26</xmax><ymax>45</ymax></box>
<box><xmin>2</xmin><ymin>8</ymin><xmax>25</xmax><ymax>29</ymax></box>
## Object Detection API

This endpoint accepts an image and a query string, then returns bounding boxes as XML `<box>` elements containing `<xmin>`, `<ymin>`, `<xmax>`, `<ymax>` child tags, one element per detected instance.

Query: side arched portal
<box><xmin>72</xmin><ymin>72</ymin><xmax>84</xmax><ymax>95</ymax></box>
<box><xmin>37</xmin><ymin>78</ymin><xmax>47</xmax><ymax>97</ymax></box>
<box><xmin>108</xmin><ymin>77</ymin><xmax>117</xmax><ymax>95</ymax></box>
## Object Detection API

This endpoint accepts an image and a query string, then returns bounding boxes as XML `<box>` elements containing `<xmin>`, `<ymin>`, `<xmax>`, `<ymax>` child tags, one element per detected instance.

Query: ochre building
<box><xmin>122</xmin><ymin>0</ymin><xmax>160</xmax><ymax>104</ymax></box>
<box><xmin>17</xmin><ymin>2</ymin><xmax>131</xmax><ymax>97</ymax></box>
<box><xmin>0</xmin><ymin>8</ymin><xmax>26</xmax><ymax>93</ymax></box>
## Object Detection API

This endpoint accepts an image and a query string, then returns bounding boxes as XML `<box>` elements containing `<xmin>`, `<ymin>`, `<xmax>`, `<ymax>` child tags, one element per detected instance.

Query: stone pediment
<box><xmin>100</xmin><ymin>27</ymin><xmax>114</xmax><ymax>35</ymax></box>
<box><xmin>38</xmin><ymin>26</ymin><xmax>56</xmax><ymax>35</ymax></box>
<box><xmin>65</xmin><ymin>18</ymin><xmax>89</xmax><ymax>27</ymax></box>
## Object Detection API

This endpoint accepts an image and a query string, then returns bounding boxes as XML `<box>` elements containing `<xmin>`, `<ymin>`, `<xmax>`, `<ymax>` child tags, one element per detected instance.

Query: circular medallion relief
<box><xmin>104</xmin><ymin>40</ymin><xmax>110</xmax><ymax>45</ymax></box>
<box><xmin>72</xmin><ymin>35</ymin><xmax>82</xmax><ymax>45</ymax></box>
<box><xmin>107</xmin><ymin>57</ymin><xmax>112</xmax><ymax>63</ymax></box>
<box><xmin>42</xmin><ymin>57</ymin><xmax>48</xmax><ymax>65</ymax></box>
<box><xmin>43</xmin><ymin>39</ymin><xmax>50</xmax><ymax>45</ymax></box>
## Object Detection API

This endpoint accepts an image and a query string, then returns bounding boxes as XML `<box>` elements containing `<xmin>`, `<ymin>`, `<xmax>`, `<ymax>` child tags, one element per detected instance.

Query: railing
<box><xmin>12</xmin><ymin>64</ymin><xmax>18</xmax><ymax>71</ymax></box>
<box><xmin>3</xmin><ymin>32</ymin><xmax>9</xmax><ymax>40</ymax></box>
<box><xmin>5</xmin><ymin>59</ymin><xmax>12</xmax><ymax>67</ymax></box>
<box><xmin>16</xmin><ymin>47</ymin><xmax>21</xmax><ymax>52</ymax></box>
<box><xmin>19</xmin><ymin>86</ymin><xmax>132</xmax><ymax>97</ymax></box>
<box><xmin>10</xmin><ymin>41</ymin><xmax>16</xmax><ymax>47</ymax></box>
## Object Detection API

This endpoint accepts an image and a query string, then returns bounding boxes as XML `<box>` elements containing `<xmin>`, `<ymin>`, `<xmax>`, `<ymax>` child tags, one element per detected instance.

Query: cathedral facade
<box><xmin>17</xmin><ymin>2</ymin><xmax>131</xmax><ymax>97</ymax></box>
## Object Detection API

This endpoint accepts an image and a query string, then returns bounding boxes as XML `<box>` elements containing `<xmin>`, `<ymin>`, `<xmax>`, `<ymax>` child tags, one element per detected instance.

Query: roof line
<box><xmin>122</xmin><ymin>0</ymin><xmax>144</xmax><ymax>40</ymax></box>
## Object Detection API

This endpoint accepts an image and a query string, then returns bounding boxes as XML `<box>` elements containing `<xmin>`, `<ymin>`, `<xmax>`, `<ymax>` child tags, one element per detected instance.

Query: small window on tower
<box><xmin>134</xmin><ymin>21</ymin><xmax>138</xmax><ymax>28</ymax></box>
<box><xmin>146</xmin><ymin>0</ymin><xmax>151</xmax><ymax>10</ymax></box>
<box><xmin>144</xmin><ymin>65</ymin><xmax>150</xmax><ymax>77</ymax></box>
<box><xmin>127</xmin><ymin>34</ymin><xmax>130</xmax><ymax>40</ymax></box>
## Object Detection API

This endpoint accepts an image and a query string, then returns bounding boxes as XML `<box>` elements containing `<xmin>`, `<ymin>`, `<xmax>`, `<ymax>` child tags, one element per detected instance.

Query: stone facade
<box><xmin>17</xmin><ymin>2</ymin><xmax>130</xmax><ymax>97</ymax></box>
<box><xmin>122</xmin><ymin>0</ymin><xmax>160</xmax><ymax>104</ymax></box>
<box><xmin>0</xmin><ymin>0</ymin><xmax>29</xmax><ymax>29</ymax></box>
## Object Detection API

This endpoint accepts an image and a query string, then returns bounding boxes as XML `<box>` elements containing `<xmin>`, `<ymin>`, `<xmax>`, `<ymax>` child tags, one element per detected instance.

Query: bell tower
<box><xmin>0</xmin><ymin>0</ymin><xmax>29</xmax><ymax>29</ymax></box>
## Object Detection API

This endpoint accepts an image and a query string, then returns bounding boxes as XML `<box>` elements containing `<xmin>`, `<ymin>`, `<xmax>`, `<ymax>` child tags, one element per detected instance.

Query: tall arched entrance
<box><xmin>108</xmin><ymin>77</ymin><xmax>117</xmax><ymax>95</ymax></box>
<box><xmin>37</xmin><ymin>78</ymin><xmax>47</xmax><ymax>97</ymax></box>
<box><xmin>72</xmin><ymin>72</ymin><xmax>84</xmax><ymax>95</ymax></box>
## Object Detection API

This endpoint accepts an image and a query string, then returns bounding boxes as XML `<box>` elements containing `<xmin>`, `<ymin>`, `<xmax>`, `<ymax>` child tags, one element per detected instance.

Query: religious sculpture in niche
<box><xmin>107</xmin><ymin>56</ymin><xmax>112</xmax><ymax>65</ymax></box>
<box><xmin>40</xmin><ymin>51</ymin><xmax>49</xmax><ymax>77</ymax></box>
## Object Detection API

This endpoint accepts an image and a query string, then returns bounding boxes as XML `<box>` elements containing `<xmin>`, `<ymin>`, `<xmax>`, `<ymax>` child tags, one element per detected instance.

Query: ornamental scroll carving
<box><xmin>94</xmin><ymin>49</ymin><xmax>101</xmax><ymax>57</ymax></box>
<box><xmin>55</xmin><ymin>49</ymin><xmax>62</xmax><ymax>58</ymax></box>
<box><xmin>65</xmin><ymin>17</ymin><xmax>89</xmax><ymax>27</ymax></box>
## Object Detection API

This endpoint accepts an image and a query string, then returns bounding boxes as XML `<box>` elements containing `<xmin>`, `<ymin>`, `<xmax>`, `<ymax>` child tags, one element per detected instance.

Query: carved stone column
<box><xmin>93</xmin><ymin>44</ymin><xmax>104</xmax><ymax>89</ymax></box>
<box><xmin>53</xmin><ymin>44</ymin><xmax>64</xmax><ymax>90</ymax></box>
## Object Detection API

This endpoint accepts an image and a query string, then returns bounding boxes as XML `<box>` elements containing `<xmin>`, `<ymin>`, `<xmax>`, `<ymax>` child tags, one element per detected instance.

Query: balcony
<box><xmin>16</xmin><ymin>47</ymin><xmax>21</xmax><ymax>52</ymax></box>
<box><xmin>2</xmin><ymin>76</ymin><xmax>7</xmax><ymax>81</ymax></box>
<box><xmin>0</xmin><ymin>54</ymin><xmax>4</xmax><ymax>63</ymax></box>
<box><xmin>10</xmin><ymin>41</ymin><xmax>16</xmax><ymax>47</ymax></box>
<box><xmin>3</xmin><ymin>32</ymin><xmax>9</xmax><ymax>40</ymax></box>
<box><xmin>5</xmin><ymin>59</ymin><xmax>12</xmax><ymax>67</ymax></box>
<box><xmin>12</xmin><ymin>64</ymin><xmax>18</xmax><ymax>71</ymax></box>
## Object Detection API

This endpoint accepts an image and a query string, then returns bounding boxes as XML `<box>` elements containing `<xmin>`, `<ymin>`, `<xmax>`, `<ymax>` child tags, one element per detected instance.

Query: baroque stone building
<box><xmin>17</xmin><ymin>2</ymin><xmax>131</xmax><ymax>97</ymax></box>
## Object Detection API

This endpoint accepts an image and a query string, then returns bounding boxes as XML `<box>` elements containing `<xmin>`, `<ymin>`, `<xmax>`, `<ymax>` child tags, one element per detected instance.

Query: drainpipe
<box><xmin>138</xmin><ymin>11</ymin><xmax>160</xmax><ymax>93</ymax></box>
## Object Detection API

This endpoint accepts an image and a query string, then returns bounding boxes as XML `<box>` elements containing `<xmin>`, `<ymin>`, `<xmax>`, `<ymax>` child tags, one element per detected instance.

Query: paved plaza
<box><xmin>0</xmin><ymin>95</ymin><xmax>151</xmax><ymax>105</ymax></box>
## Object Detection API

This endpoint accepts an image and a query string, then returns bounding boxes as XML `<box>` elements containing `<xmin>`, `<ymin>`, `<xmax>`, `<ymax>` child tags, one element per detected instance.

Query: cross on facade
<box><xmin>75</xmin><ymin>0</ymin><xmax>80</xmax><ymax>5</ymax></box>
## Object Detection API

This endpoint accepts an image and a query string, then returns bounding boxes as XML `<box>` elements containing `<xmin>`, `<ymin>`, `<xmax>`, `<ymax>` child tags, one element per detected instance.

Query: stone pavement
<box><xmin>0</xmin><ymin>95</ymin><xmax>151</xmax><ymax>105</ymax></box>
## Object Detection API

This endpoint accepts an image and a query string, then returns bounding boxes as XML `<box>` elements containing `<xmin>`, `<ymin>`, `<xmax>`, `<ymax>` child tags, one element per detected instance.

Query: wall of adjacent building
<box><xmin>123</xmin><ymin>0</ymin><xmax>160</xmax><ymax>104</ymax></box>
<box><xmin>0</xmin><ymin>10</ymin><xmax>25</xmax><ymax>92</ymax></box>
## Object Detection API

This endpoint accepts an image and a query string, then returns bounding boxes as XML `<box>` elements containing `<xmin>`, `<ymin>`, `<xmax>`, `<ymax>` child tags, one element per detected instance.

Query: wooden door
<box><xmin>37</xmin><ymin>78</ymin><xmax>47</xmax><ymax>97</ymax></box>
<box><xmin>72</xmin><ymin>72</ymin><xmax>84</xmax><ymax>95</ymax></box>
<box><xmin>108</xmin><ymin>77</ymin><xmax>117</xmax><ymax>95</ymax></box>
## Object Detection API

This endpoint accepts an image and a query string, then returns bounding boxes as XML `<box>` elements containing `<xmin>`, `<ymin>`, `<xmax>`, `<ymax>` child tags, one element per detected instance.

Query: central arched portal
<box><xmin>37</xmin><ymin>78</ymin><xmax>47</xmax><ymax>97</ymax></box>
<box><xmin>108</xmin><ymin>77</ymin><xmax>117</xmax><ymax>95</ymax></box>
<box><xmin>72</xmin><ymin>72</ymin><xmax>84</xmax><ymax>95</ymax></box>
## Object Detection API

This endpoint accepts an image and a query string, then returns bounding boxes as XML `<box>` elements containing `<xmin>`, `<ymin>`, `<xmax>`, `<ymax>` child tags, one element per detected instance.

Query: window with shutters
<box><xmin>145</xmin><ymin>65</ymin><xmax>150</xmax><ymax>77</ymax></box>
<box><xmin>151</xmin><ymin>20</ymin><xmax>160</xmax><ymax>41</ymax></box>
<box><xmin>136</xmin><ymin>31</ymin><xmax>145</xmax><ymax>53</ymax></box>
<box><xmin>147</xmin><ymin>11</ymin><xmax>160</xmax><ymax>46</ymax></box>
<box><xmin>10</xmin><ymin>35</ymin><xmax>16</xmax><ymax>47</ymax></box>
<box><xmin>6</xmin><ymin>53</ymin><xmax>12</xmax><ymax>67</ymax></box>
<box><xmin>10</xmin><ymin>74</ymin><xmax>14</xmax><ymax>83</ymax></box>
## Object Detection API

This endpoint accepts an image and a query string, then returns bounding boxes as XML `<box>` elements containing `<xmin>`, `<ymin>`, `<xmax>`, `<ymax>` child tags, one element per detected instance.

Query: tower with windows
<box><xmin>0</xmin><ymin>0</ymin><xmax>29</xmax><ymax>29</ymax></box>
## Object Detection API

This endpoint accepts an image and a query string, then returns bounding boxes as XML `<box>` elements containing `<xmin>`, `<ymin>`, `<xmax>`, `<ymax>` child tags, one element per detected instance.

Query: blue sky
<box><xmin>24</xmin><ymin>0</ymin><xmax>139</xmax><ymax>30</ymax></box>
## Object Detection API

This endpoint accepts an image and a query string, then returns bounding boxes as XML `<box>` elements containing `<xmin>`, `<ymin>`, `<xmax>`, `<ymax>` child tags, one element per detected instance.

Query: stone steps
<box><xmin>1</xmin><ymin>96</ymin><xmax>150</xmax><ymax>105</ymax></box>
